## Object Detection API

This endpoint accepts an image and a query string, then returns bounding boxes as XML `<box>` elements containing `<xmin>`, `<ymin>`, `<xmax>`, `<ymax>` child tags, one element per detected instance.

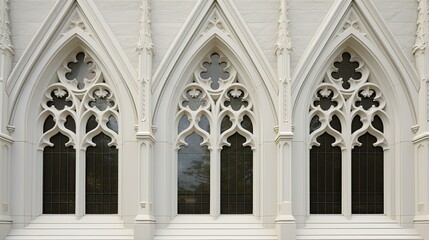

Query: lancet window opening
<box><xmin>309</xmin><ymin>50</ymin><xmax>387</xmax><ymax>215</ymax></box>
<box><xmin>39</xmin><ymin>50</ymin><xmax>119</xmax><ymax>214</ymax></box>
<box><xmin>176</xmin><ymin>50</ymin><xmax>255</xmax><ymax>215</ymax></box>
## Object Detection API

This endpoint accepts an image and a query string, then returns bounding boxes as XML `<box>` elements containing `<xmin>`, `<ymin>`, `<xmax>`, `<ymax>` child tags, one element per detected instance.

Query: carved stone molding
<box><xmin>137</xmin><ymin>0</ymin><xmax>154</xmax><ymax>53</ymax></box>
<box><xmin>275</xmin><ymin>0</ymin><xmax>292</xmax><ymax>55</ymax></box>
<box><xmin>0</xmin><ymin>0</ymin><xmax>13</xmax><ymax>54</ymax></box>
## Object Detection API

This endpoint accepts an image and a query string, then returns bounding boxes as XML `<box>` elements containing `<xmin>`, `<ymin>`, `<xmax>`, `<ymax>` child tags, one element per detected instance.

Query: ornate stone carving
<box><xmin>137</xmin><ymin>0</ymin><xmax>154</xmax><ymax>52</ymax></box>
<box><xmin>39</xmin><ymin>50</ymin><xmax>119</xmax><ymax>150</ymax></box>
<box><xmin>0</xmin><ymin>0</ymin><xmax>13</xmax><ymax>54</ymax></box>
<box><xmin>413</xmin><ymin>0</ymin><xmax>427</xmax><ymax>54</ymax></box>
<box><xmin>203</xmin><ymin>8</ymin><xmax>229</xmax><ymax>34</ymax></box>
<box><xmin>310</xmin><ymin>50</ymin><xmax>387</xmax><ymax>150</ymax></box>
<box><xmin>275</xmin><ymin>0</ymin><xmax>292</xmax><ymax>54</ymax></box>
<box><xmin>176</xmin><ymin>50</ymin><xmax>254</xmax><ymax>150</ymax></box>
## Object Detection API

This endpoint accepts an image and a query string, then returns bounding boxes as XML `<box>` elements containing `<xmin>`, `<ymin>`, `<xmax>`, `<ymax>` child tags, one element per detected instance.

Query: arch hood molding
<box><xmin>6</xmin><ymin>0</ymin><xmax>138</xmax><ymax>124</ymax></box>
<box><xmin>292</xmin><ymin>0</ymin><xmax>419</xmax><ymax>123</ymax></box>
<box><xmin>152</xmin><ymin>0</ymin><xmax>278</xmax><ymax>121</ymax></box>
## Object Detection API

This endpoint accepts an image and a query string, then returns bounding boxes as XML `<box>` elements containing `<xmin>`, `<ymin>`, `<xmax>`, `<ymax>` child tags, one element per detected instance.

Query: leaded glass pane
<box><xmin>43</xmin><ymin>133</ymin><xmax>75</xmax><ymax>214</ymax></box>
<box><xmin>310</xmin><ymin>133</ymin><xmax>342</xmax><ymax>214</ymax></box>
<box><xmin>221</xmin><ymin>133</ymin><xmax>253</xmax><ymax>214</ymax></box>
<box><xmin>178</xmin><ymin>133</ymin><xmax>210</xmax><ymax>214</ymax></box>
<box><xmin>352</xmin><ymin>133</ymin><xmax>383</xmax><ymax>214</ymax></box>
<box><xmin>86</xmin><ymin>133</ymin><xmax>118</xmax><ymax>214</ymax></box>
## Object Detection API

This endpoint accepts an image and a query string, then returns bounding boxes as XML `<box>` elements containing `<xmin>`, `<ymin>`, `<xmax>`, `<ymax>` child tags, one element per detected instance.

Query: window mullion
<box><xmin>76</xmin><ymin>148</ymin><xmax>85</xmax><ymax>219</ymax></box>
<box><xmin>211</xmin><ymin>148</ymin><xmax>220</xmax><ymax>218</ymax></box>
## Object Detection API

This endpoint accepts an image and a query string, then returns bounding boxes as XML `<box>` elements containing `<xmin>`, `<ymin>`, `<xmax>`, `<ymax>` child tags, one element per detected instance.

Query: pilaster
<box><xmin>134</xmin><ymin>0</ymin><xmax>155</xmax><ymax>239</ymax></box>
<box><xmin>0</xmin><ymin>1</ymin><xmax>13</xmax><ymax>238</ymax></box>
<box><xmin>274</xmin><ymin>0</ymin><xmax>295</xmax><ymax>239</ymax></box>
<box><xmin>413</xmin><ymin>0</ymin><xmax>429</xmax><ymax>238</ymax></box>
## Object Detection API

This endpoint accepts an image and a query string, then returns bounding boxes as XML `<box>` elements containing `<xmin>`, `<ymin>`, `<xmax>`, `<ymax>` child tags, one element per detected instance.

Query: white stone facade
<box><xmin>0</xmin><ymin>0</ymin><xmax>427</xmax><ymax>239</ymax></box>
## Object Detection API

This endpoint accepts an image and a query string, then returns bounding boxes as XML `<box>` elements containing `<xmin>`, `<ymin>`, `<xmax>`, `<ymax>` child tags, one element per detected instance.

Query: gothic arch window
<box><xmin>176</xmin><ymin>50</ymin><xmax>255</xmax><ymax>215</ymax></box>
<box><xmin>309</xmin><ymin>51</ymin><xmax>387</xmax><ymax>215</ymax></box>
<box><xmin>40</xmin><ymin>50</ymin><xmax>119</xmax><ymax>215</ymax></box>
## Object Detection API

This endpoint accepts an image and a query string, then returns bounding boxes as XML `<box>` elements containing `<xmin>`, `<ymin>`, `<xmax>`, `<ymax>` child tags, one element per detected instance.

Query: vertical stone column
<box><xmin>0</xmin><ymin>0</ymin><xmax>13</xmax><ymax>239</ymax></box>
<box><xmin>134</xmin><ymin>0</ymin><xmax>156</xmax><ymax>239</ymax></box>
<box><xmin>414</xmin><ymin>0</ymin><xmax>429</xmax><ymax>239</ymax></box>
<box><xmin>274</xmin><ymin>1</ymin><xmax>295</xmax><ymax>239</ymax></box>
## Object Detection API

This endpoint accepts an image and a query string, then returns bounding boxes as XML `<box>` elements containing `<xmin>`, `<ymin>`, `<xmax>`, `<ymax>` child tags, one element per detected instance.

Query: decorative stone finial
<box><xmin>0</xmin><ymin>0</ymin><xmax>13</xmax><ymax>54</ymax></box>
<box><xmin>137</xmin><ymin>0</ymin><xmax>154</xmax><ymax>53</ymax></box>
<box><xmin>275</xmin><ymin>0</ymin><xmax>292</xmax><ymax>55</ymax></box>
<box><xmin>413</xmin><ymin>0</ymin><xmax>427</xmax><ymax>54</ymax></box>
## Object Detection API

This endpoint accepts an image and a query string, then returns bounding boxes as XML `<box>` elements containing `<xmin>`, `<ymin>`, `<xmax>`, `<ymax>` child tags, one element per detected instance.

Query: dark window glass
<box><xmin>352</xmin><ymin>133</ymin><xmax>384</xmax><ymax>214</ymax></box>
<box><xmin>43</xmin><ymin>133</ymin><xmax>75</xmax><ymax>214</ymax></box>
<box><xmin>86</xmin><ymin>115</ymin><xmax>98</xmax><ymax>133</ymax></box>
<box><xmin>89</xmin><ymin>90</ymin><xmax>114</xmax><ymax>111</ymax></box>
<box><xmin>65</xmin><ymin>52</ymin><xmax>95</xmax><ymax>89</ymax></box>
<box><xmin>47</xmin><ymin>90</ymin><xmax>72</xmax><ymax>110</ymax></box>
<box><xmin>331</xmin><ymin>52</ymin><xmax>362</xmax><ymax>89</ymax></box>
<box><xmin>198</xmin><ymin>115</ymin><xmax>210</xmax><ymax>133</ymax></box>
<box><xmin>86</xmin><ymin>133</ymin><xmax>118</xmax><ymax>214</ymax></box>
<box><xmin>225</xmin><ymin>90</ymin><xmax>248</xmax><ymax>111</ymax></box>
<box><xmin>178</xmin><ymin>115</ymin><xmax>190</xmax><ymax>134</ymax></box>
<box><xmin>65</xmin><ymin>115</ymin><xmax>76</xmax><ymax>133</ymax></box>
<box><xmin>44</xmin><ymin>115</ymin><xmax>55</xmax><ymax>133</ymax></box>
<box><xmin>178</xmin><ymin>133</ymin><xmax>210</xmax><ymax>214</ymax></box>
<box><xmin>330</xmin><ymin>115</ymin><xmax>342</xmax><ymax>132</ymax></box>
<box><xmin>200</xmin><ymin>53</ymin><xmax>230</xmax><ymax>90</ymax></box>
<box><xmin>183</xmin><ymin>89</ymin><xmax>206</xmax><ymax>111</ymax></box>
<box><xmin>221</xmin><ymin>115</ymin><xmax>232</xmax><ymax>133</ymax></box>
<box><xmin>314</xmin><ymin>90</ymin><xmax>337</xmax><ymax>111</ymax></box>
<box><xmin>352</xmin><ymin>115</ymin><xmax>363</xmax><ymax>133</ymax></box>
<box><xmin>372</xmin><ymin>115</ymin><xmax>384</xmax><ymax>132</ymax></box>
<box><xmin>310</xmin><ymin>115</ymin><xmax>321</xmax><ymax>134</ymax></box>
<box><xmin>221</xmin><ymin>133</ymin><xmax>253</xmax><ymax>214</ymax></box>
<box><xmin>241</xmin><ymin>115</ymin><xmax>253</xmax><ymax>133</ymax></box>
<box><xmin>310</xmin><ymin>133</ymin><xmax>342</xmax><ymax>214</ymax></box>
<box><xmin>107</xmin><ymin>115</ymin><xmax>118</xmax><ymax>133</ymax></box>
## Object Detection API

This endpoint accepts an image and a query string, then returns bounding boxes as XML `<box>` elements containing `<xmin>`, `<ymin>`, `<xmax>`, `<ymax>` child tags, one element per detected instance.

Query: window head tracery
<box><xmin>40</xmin><ymin>50</ymin><xmax>119</xmax><ymax>150</ymax></box>
<box><xmin>177</xmin><ymin>50</ymin><xmax>254</xmax><ymax>151</ymax></box>
<box><xmin>309</xmin><ymin>50</ymin><xmax>387</xmax><ymax>150</ymax></box>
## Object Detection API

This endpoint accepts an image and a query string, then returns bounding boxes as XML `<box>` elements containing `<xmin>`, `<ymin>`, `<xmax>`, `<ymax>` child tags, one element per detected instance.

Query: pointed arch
<box><xmin>151</xmin><ymin>0</ymin><xmax>278</xmax><ymax>223</ymax></box>
<box><xmin>152</xmin><ymin>0</ymin><xmax>277</xmax><ymax>125</ymax></box>
<box><xmin>7</xmin><ymin>0</ymin><xmax>138</xmax><ymax>126</ymax></box>
<box><xmin>6</xmin><ymin>0</ymin><xmax>138</xmax><ymax>222</ymax></box>
<box><xmin>292</xmin><ymin>0</ymin><xmax>418</xmax><ymax>126</ymax></box>
<box><xmin>291</xmin><ymin>0</ymin><xmax>417</xmax><ymax>225</ymax></box>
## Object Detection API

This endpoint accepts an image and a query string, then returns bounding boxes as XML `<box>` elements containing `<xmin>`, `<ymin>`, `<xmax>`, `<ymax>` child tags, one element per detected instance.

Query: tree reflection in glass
<box><xmin>178</xmin><ymin>133</ymin><xmax>210</xmax><ymax>214</ymax></box>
